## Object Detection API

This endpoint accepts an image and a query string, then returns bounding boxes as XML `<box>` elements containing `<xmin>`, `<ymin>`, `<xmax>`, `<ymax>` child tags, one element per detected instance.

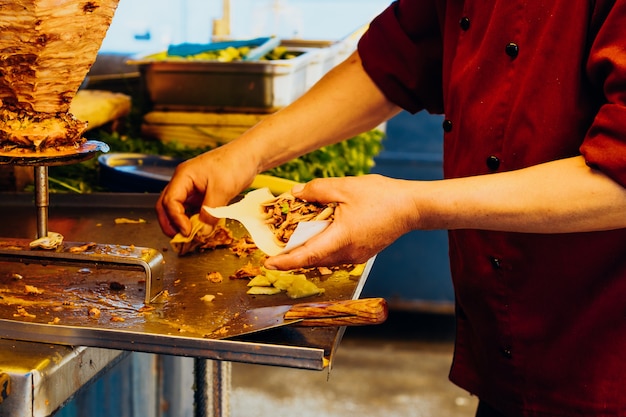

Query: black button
<box><xmin>459</xmin><ymin>17</ymin><xmax>471</xmax><ymax>31</ymax></box>
<box><xmin>490</xmin><ymin>257</ymin><xmax>502</xmax><ymax>270</ymax></box>
<box><xmin>486</xmin><ymin>155</ymin><xmax>501</xmax><ymax>171</ymax></box>
<box><xmin>500</xmin><ymin>347</ymin><xmax>513</xmax><ymax>359</ymax></box>
<box><xmin>442</xmin><ymin>119</ymin><xmax>453</xmax><ymax>132</ymax></box>
<box><xmin>505</xmin><ymin>42</ymin><xmax>519</xmax><ymax>58</ymax></box>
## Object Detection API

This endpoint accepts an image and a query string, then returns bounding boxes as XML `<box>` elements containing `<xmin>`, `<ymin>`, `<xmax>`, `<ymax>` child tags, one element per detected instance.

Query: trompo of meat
<box><xmin>0</xmin><ymin>0</ymin><xmax>120</xmax><ymax>150</ymax></box>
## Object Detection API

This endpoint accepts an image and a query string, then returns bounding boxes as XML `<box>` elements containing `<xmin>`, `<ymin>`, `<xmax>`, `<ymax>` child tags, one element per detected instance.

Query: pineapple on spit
<box><xmin>0</xmin><ymin>0</ymin><xmax>120</xmax><ymax>152</ymax></box>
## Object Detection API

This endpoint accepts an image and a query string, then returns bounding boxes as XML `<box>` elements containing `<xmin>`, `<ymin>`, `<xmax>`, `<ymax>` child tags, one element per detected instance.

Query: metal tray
<box><xmin>98</xmin><ymin>153</ymin><xmax>182</xmax><ymax>193</ymax></box>
<box><xmin>97</xmin><ymin>153</ymin><xmax>301</xmax><ymax>194</ymax></box>
<box><xmin>0</xmin><ymin>193</ymin><xmax>372</xmax><ymax>370</ymax></box>
<box><xmin>131</xmin><ymin>47</ymin><xmax>314</xmax><ymax>113</ymax></box>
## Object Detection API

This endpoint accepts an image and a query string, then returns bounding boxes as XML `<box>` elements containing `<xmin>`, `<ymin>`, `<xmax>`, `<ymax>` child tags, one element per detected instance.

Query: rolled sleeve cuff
<box><xmin>581</xmin><ymin>104</ymin><xmax>626</xmax><ymax>188</ymax></box>
<box><xmin>357</xmin><ymin>2</ymin><xmax>444</xmax><ymax>114</ymax></box>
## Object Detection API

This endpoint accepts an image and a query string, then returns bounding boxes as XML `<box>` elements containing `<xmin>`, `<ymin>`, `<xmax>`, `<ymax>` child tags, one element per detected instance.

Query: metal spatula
<box><xmin>209</xmin><ymin>297</ymin><xmax>388</xmax><ymax>339</ymax></box>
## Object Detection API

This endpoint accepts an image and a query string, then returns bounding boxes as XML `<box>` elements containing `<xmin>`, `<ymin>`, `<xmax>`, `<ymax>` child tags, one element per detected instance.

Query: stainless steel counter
<box><xmin>0</xmin><ymin>339</ymin><xmax>124</xmax><ymax>417</ymax></box>
<box><xmin>0</xmin><ymin>192</ymin><xmax>374</xmax><ymax>416</ymax></box>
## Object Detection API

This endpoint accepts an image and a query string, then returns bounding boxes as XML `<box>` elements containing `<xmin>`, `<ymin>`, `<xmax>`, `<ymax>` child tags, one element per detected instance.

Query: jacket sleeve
<box><xmin>580</xmin><ymin>0</ymin><xmax>626</xmax><ymax>188</ymax></box>
<box><xmin>357</xmin><ymin>0</ymin><xmax>445</xmax><ymax>114</ymax></box>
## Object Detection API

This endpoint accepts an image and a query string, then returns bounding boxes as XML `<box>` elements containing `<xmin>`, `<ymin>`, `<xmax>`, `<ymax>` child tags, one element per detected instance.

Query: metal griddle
<box><xmin>0</xmin><ymin>192</ymin><xmax>372</xmax><ymax>370</ymax></box>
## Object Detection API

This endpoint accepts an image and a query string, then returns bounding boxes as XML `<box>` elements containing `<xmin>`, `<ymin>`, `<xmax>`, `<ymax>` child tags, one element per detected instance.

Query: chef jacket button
<box><xmin>459</xmin><ymin>17</ymin><xmax>471</xmax><ymax>31</ymax></box>
<box><xmin>505</xmin><ymin>42</ymin><xmax>519</xmax><ymax>58</ymax></box>
<box><xmin>442</xmin><ymin>119</ymin><xmax>453</xmax><ymax>132</ymax></box>
<box><xmin>500</xmin><ymin>347</ymin><xmax>513</xmax><ymax>359</ymax></box>
<box><xmin>490</xmin><ymin>257</ymin><xmax>502</xmax><ymax>270</ymax></box>
<box><xmin>486</xmin><ymin>155</ymin><xmax>501</xmax><ymax>171</ymax></box>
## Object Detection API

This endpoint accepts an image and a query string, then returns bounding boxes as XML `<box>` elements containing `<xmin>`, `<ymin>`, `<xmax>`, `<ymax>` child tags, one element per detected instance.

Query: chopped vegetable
<box><xmin>285</xmin><ymin>275</ymin><xmax>325</xmax><ymax>299</ymax></box>
<box><xmin>246</xmin><ymin>286</ymin><xmax>282</xmax><ymax>295</ymax></box>
<box><xmin>272</xmin><ymin>274</ymin><xmax>297</xmax><ymax>291</ymax></box>
<box><xmin>247</xmin><ymin>275</ymin><xmax>272</xmax><ymax>287</ymax></box>
<box><xmin>144</xmin><ymin>45</ymin><xmax>299</xmax><ymax>63</ymax></box>
<box><xmin>246</xmin><ymin>268</ymin><xmax>324</xmax><ymax>299</ymax></box>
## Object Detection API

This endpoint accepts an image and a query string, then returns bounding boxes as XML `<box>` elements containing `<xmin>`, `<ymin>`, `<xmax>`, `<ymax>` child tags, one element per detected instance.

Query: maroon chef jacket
<box><xmin>359</xmin><ymin>1</ymin><xmax>626</xmax><ymax>416</ymax></box>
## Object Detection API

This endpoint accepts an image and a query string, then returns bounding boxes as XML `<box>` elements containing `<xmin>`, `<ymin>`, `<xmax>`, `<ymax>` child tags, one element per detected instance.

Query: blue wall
<box><xmin>362</xmin><ymin>111</ymin><xmax>454</xmax><ymax>311</ymax></box>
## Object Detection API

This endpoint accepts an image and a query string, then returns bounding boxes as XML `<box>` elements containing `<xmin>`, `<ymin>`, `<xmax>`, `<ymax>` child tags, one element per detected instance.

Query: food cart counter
<box><xmin>0</xmin><ymin>192</ymin><xmax>374</xmax><ymax>417</ymax></box>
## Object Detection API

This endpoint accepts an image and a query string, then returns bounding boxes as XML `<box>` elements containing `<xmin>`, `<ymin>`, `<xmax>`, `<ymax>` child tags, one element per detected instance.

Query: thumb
<box><xmin>289</xmin><ymin>182</ymin><xmax>305</xmax><ymax>196</ymax></box>
<box><xmin>290</xmin><ymin>178</ymin><xmax>339</xmax><ymax>205</ymax></box>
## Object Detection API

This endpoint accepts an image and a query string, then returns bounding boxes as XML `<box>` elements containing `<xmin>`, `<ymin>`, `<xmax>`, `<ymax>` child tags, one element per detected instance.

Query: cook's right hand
<box><xmin>155</xmin><ymin>145</ymin><xmax>257</xmax><ymax>237</ymax></box>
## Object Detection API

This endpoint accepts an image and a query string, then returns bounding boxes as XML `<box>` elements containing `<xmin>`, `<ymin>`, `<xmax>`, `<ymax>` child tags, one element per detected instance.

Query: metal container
<box><xmin>132</xmin><ymin>48</ymin><xmax>315</xmax><ymax>113</ymax></box>
<box><xmin>281</xmin><ymin>39</ymin><xmax>338</xmax><ymax>89</ymax></box>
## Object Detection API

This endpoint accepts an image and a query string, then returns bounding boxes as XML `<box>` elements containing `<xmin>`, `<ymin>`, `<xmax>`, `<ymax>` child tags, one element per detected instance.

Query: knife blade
<box><xmin>210</xmin><ymin>297</ymin><xmax>388</xmax><ymax>339</ymax></box>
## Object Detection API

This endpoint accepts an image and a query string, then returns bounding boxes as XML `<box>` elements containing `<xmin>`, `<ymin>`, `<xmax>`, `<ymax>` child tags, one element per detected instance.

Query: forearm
<box><xmin>228</xmin><ymin>50</ymin><xmax>401</xmax><ymax>174</ymax></box>
<box><xmin>415</xmin><ymin>156</ymin><xmax>626</xmax><ymax>233</ymax></box>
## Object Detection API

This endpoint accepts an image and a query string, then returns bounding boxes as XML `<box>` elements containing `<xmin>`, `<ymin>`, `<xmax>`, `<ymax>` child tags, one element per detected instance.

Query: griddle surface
<box><xmin>0</xmin><ymin>193</ymin><xmax>371</xmax><ymax>370</ymax></box>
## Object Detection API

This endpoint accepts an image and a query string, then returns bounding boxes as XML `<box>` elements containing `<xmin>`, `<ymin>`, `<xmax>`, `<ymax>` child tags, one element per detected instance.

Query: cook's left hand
<box><xmin>264</xmin><ymin>174</ymin><xmax>421</xmax><ymax>270</ymax></box>
<box><xmin>156</xmin><ymin>142</ymin><xmax>259</xmax><ymax>238</ymax></box>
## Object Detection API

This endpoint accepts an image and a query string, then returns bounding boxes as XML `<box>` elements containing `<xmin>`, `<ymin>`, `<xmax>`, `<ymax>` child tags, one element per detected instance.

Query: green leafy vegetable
<box><xmin>40</xmin><ymin>126</ymin><xmax>384</xmax><ymax>193</ymax></box>
<box><xmin>264</xmin><ymin>129</ymin><xmax>385</xmax><ymax>182</ymax></box>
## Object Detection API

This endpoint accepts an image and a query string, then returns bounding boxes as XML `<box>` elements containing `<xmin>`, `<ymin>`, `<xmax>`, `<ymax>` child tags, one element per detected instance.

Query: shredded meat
<box><xmin>230</xmin><ymin>262</ymin><xmax>262</xmax><ymax>280</ymax></box>
<box><xmin>206</xmin><ymin>271</ymin><xmax>224</xmax><ymax>283</ymax></box>
<box><xmin>261</xmin><ymin>194</ymin><xmax>336</xmax><ymax>246</ymax></box>
<box><xmin>196</xmin><ymin>224</ymin><xmax>234</xmax><ymax>251</ymax></box>
<box><xmin>229</xmin><ymin>236</ymin><xmax>257</xmax><ymax>257</ymax></box>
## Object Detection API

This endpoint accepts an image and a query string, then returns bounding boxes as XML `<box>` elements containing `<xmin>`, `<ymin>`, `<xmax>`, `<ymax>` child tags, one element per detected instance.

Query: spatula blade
<box><xmin>209</xmin><ymin>298</ymin><xmax>388</xmax><ymax>339</ymax></box>
<box><xmin>209</xmin><ymin>305</ymin><xmax>302</xmax><ymax>339</ymax></box>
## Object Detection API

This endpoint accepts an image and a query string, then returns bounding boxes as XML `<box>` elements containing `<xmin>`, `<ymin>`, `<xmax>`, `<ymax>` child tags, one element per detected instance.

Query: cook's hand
<box><xmin>156</xmin><ymin>145</ymin><xmax>256</xmax><ymax>237</ymax></box>
<box><xmin>264</xmin><ymin>174</ymin><xmax>420</xmax><ymax>270</ymax></box>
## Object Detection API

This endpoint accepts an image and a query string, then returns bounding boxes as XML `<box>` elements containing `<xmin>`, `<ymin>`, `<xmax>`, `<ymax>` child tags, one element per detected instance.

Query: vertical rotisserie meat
<box><xmin>0</xmin><ymin>0</ymin><xmax>120</xmax><ymax>150</ymax></box>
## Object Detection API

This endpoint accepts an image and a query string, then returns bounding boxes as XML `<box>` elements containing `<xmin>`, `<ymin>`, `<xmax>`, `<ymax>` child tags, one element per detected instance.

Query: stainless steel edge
<box><xmin>0</xmin><ymin>319</ymin><xmax>328</xmax><ymax>370</ymax></box>
<box><xmin>0</xmin><ymin>242</ymin><xmax>164</xmax><ymax>304</ymax></box>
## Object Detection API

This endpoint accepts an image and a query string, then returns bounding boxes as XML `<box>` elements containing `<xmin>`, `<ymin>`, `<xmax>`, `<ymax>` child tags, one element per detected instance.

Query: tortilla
<box><xmin>170</xmin><ymin>215</ymin><xmax>233</xmax><ymax>256</ymax></box>
<box><xmin>204</xmin><ymin>188</ymin><xmax>331</xmax><ymax>256</ymax></box>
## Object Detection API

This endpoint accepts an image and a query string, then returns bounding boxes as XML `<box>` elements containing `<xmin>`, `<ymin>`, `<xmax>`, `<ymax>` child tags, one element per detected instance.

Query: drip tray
<box><xmin>0</xmin><ymin>238</ymin><xmax>164</xmax><ymax>304</ymax></box>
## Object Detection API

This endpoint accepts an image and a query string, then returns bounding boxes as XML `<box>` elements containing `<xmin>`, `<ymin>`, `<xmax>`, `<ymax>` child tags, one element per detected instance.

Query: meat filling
<box><xmin>261</xmin><ymin>194</ymin><xmax>336</xmax><ymax>246</ymax></box>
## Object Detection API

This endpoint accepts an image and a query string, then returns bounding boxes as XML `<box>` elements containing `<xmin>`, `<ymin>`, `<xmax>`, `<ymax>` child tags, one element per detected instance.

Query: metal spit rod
<box><xmin>34</xmin><ymin>165</ymin><xmax>49</xmax><ymax>239</ymax></box>
<box><xmin>35</xmin><ymin>165</ymin><xmax>50</xmax><ymax>238</ymax></box>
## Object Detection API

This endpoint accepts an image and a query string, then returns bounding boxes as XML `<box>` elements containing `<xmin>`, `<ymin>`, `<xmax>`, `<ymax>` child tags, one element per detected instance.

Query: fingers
<box><xmin>156</xmin><ymin>183</ymin><xmax>193</xmax><ymax>237</ymax></box>
<box><xmin>290</xmin><ymin>178</ymin><xmax>344</xmax><ymax>204</ymax></box>
<box><xmin>156</xmin><ymin>165</ymin><xmax>206</xmax><ymax>237</ymax></box>
<box><xmin>263</xmin><ymin>180</ymin><xmax>344</xmax><ymax>269</ymax></box>
<box><xmin>155</xmin><ymin>142</ymin><xmax>259</xmax><ymax>238</ymax></box>
<box><xmin>264</xmin><ymin>240</ymin><xmax>339</xmax><ymax>271</ymax></box>
<box><xmin>198</xmin><ymin>186</ymin><xmax>235</xmax><ymax>225</ymax></box>
<box><xmin>263</xmin><ymin>223</ymin><xmax>372</xmax><ymax>270</ymax></box>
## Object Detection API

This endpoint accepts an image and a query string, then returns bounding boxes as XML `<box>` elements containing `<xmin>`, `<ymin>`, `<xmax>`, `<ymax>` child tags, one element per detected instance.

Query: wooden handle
<box><xmin>284</xmin><ymin>297</ymin><xmax>388</xmax><ymax>327</ymax></box>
